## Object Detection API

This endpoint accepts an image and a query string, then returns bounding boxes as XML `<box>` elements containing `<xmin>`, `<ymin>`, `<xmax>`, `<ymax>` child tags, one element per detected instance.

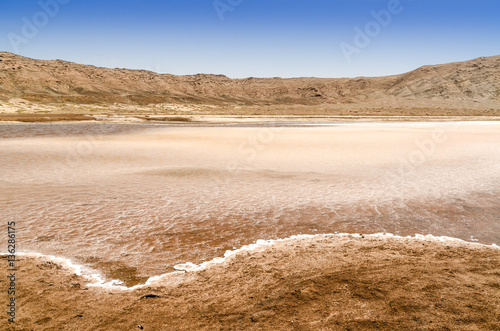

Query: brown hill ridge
<box><xmin>0</xmin><ymin>52</ymin><xmax>499</xmax><ymax>114</ymax></box>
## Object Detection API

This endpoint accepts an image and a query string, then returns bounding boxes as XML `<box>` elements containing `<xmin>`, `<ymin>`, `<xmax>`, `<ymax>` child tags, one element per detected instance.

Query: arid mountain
<box><xmin>0</xmin><ymin>52</ymin><xmax>499</xmax><ymax>113</ymax></box>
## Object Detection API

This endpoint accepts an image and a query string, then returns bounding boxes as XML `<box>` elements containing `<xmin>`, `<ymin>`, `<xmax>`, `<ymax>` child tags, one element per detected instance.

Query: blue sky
<box><xmin>1</xmin><ymin>0</ymin><xmax>499</xmax><ymax>78</ymax></box>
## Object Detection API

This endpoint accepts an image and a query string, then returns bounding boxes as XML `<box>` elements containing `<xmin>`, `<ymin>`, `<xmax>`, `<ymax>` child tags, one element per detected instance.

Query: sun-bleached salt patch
<box><xmin>2</xmin><ymin>233</ymin><xmax>499</xmax><ymax>291</ymax></box>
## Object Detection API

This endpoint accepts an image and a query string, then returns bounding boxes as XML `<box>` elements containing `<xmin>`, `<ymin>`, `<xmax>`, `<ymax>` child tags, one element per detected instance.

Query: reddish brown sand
<box><xmin>2</xmin><ymin>235</ymin><xmax>500</xmax><ymax>330</ymax></box>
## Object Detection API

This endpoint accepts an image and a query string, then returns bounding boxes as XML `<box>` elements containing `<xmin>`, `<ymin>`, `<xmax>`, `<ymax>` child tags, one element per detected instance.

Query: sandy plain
<box><xmin>1</xmin><ymin>235</ymin><xmax>500</xmax><ymax>330</ymax></box>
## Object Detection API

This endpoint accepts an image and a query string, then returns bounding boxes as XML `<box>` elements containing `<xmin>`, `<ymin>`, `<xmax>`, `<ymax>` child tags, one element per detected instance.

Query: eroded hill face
<box><xmin>0</xmin><ymin>52</ymin><xmax>499</xmax><ymax>113</ymax></box>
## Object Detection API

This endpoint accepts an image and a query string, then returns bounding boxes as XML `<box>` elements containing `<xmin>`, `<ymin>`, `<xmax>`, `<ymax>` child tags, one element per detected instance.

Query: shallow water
<box><xmin>1</xmin><ymin>122</ymin><xmax>499</xmax><ymax>285</ymax></box>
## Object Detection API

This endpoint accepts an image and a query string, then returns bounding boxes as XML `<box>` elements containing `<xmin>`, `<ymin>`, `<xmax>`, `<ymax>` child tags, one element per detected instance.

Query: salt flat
<box><xmin>0</xmin><ymin>121</ymin><xmax>499</xmax><ymax>285</ymax></box>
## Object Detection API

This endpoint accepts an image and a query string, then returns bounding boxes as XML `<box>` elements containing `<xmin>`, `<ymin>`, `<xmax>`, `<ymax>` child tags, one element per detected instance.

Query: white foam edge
<box><xmin>1</xmin><ymin>233</ymin><xmax>498</xmax><ymax>291</ymax></box>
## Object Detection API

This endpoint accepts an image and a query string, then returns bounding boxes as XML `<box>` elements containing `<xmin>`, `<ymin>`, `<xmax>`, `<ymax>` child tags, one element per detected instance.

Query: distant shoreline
<box><xmin>1</xmin><ymin>113</ymin><xmax>500</xmax><ymax>124</ymax></box>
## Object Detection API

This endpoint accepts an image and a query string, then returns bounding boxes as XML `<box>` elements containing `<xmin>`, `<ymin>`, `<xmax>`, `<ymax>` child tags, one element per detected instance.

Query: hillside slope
<box><xmin>0</xmin><ymin>52</ymin><xmax>499</xmax><ymax>113</ymax></box>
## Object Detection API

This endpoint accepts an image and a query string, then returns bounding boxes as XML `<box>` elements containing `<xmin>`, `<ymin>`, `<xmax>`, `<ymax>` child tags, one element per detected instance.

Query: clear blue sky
<box><xmin>1</xmin><ymin>0</ymin><xmax>499</xmax><ymax>78</ymax></box>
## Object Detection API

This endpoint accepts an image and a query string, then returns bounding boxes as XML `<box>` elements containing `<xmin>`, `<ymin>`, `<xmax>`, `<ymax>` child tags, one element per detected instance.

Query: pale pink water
<box><xmin>1</xmin><ymin>122</ymin><xmax>499</xmax><ymax>285</ymax></box>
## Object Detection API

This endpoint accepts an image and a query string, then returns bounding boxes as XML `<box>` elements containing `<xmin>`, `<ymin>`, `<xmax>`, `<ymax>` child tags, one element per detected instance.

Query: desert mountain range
<box><xmin>0</xmin><ymin>52</ymin><xmax>499</xmax><ymax>114</ymax></box>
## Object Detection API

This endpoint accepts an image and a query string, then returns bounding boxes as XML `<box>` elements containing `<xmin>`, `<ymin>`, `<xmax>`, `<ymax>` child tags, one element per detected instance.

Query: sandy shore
<box><xmin>126</xmin><ymin>114</ymin><xmax>500</xmax><ymax>124</ymax></box>
<box><xmin>2</xmin><ymin>113</ymin><xmax>500</xmax><ymax>124</ymax></box>
<box><xmin>1</xmin><ymin>235</ymin><xmax>500</xmax><ymax>330</ymax></box>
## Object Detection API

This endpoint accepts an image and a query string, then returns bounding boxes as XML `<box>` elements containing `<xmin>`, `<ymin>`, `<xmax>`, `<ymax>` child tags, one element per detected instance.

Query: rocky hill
<box><xmin>0</xmin><ymin>52</ymin><xmax>499</xmax><ymax>113</ymax></box>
